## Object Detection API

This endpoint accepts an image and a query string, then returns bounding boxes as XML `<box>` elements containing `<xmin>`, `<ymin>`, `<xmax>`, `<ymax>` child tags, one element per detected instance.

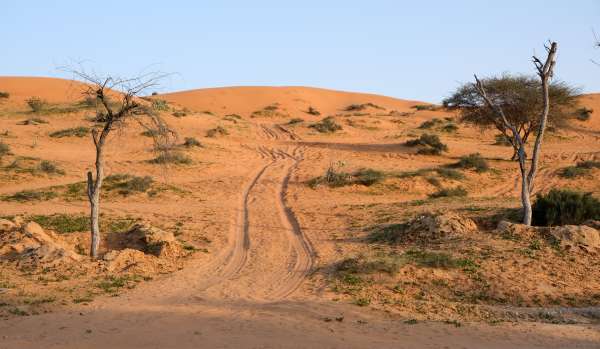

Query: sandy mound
<box><xmin>496</xmin><ymin>221</ymin><xmax>600</xmax><ymax>253</ymax></box>
<box><xmin>0</xmin><ymin>76</ymin><xmax>89</xmax><ymax>104</ymax></box>
<box><xmin>0</xmin><ymin>218</ymin><xmax>82</xmax><ymax>267</ymax></box>
<box><xmin>371</xmin><ymin>212</ymin><xmax>478</xmax><ymax>243</ymax></box>
<box><xmin>116</xmin><ymin>223</ymin><xmax>183</xmax><ymax>258</ymax></box>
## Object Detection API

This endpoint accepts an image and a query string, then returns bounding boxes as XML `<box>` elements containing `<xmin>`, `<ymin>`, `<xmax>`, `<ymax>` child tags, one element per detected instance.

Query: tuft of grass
<box><xmin>429</xmin><ymin>186</ymin><xmax>468</xmax><ymax>198</ymax></box>
<box><xmin>344</xmin><ymin>103</ymin><xmax>384</xmax><ymax>112</ymax></box>
<box><xmin>454</xmin><ymin>153</ymin><xmax>489</xmax><ymax>172</ymax></box>
<box><xmin>560</xmin><ymin>166</ymin><xmax>588</xmax><ymax>178</ymax></box>
<box><xmin>411</xmin><ymin>104</ymin><xmax>439</xmax><ymax>111</ymax></box>
<box><xmin>441</xmin><ymin>123</ymin><xmax>459</xmax><ymax>133</ymax></box>
<box><xmin>576</xmin><ymin>108</ymin><xmax>593</xmax><ymax>121</ymax></box>
<box><xmin>206</xmin><ymin>126</ymin><xmax>229</xmax><ymax>137</ymax></box>
<box><xmin>0</xmin><ymin>91</ymin><xmax>10</xmax><ymax>99</ymax></box>
<box><xmin>309</xmin><ymin>117</ymin><xmax>342</xmax><ymax>133</ymax></box>
<box><xmin>104</xmin><ymin>174</ymin><xmax>154</xmax><ymax>196</ymax></box>
<box><xmin>151</xmin><ymin>99</ymin><xmax>170</xmax><ymax>112</ymax></box>
<box><xmin>418</xmin><ymin>118</ymin><xmax>443</xmax><ymax>129</ymax></box>
<box><xmin>353</xmin><ymin>168</ymin><xmax>385</xmax><ymax>186</ymax></box>
<box><xmin>308</xmin><ymin>165</ymin><xmax>385</xmax><ymax>188</ymax></box>
<box><xmin>576</xmin><ymin>160</ymin><xmax>600</xmax><ymax>169</ymax></box>
<box><xmin>49</xmin><ymin>127</ymin><xmax>90</xmax><ymax>138</ymax></box>
<box><xmin>306</xmin><ymin>106</ymin><xmax>321</xmax><ymax>116</ymax></box>
<box><xmin>29</xmin><ymin>214</ymin><xmax>89</xmax><ymax>233</ymax></box>
<box><xmin>337</xmin><ymin>254</ymin><xmax>406</xmax><ymax>275</ymax></box>
<box><xmin>149</xmin><ymin>152</ymin><xmax>192</xmax><ymax>165</ymax></box>
<box><xmin>0</xmin><ymin>142</ymin><xmax>10</xmax><ymax>158</ymax></box>
<box><xmin>183</xmin><ymin>137</ymin><xmax>202</xmax><ymax>148</ymax></box>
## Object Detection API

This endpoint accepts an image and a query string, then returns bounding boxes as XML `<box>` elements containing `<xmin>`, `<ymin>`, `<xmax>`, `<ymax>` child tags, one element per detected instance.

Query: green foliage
<box><xmin>559</xmin><ymin>161</ymin><xmax>600</xmax><ymax>179</ymax></box>
<box><xmin>532</xmin><ymin>189</ymin><xmax>600</xmax><ymax>226</ymax></box>
<box><xmin>30</xmin><ymin>214</ymin><xmax>89</xmax><ymax>233</ymax></box>
<box><xmin>104</xmin><ymin>174</ymin><xmax>154</xmax><ymax>196</ymax></box>
<box><xmin>412</xmin><ymin>104</ymin><xmax>439</xmax><ymax>111</ymax></box>
<box><xmin>183</xmin><ymin>137</ymin><xmax>202</xmax><ymax>148</ymax></box>
<box><xmin>418</xmin><ymin>118</ymin><xmax>443</xmax><ymax>129</ymax></box>
<box><xmin>441</xmin><ymin>123</ymin><xmax>459</xmax><ymax>133</ymax></box>
<box><xmin>26</xmin><ymin>96</ymin><xmax>47</xmax><ymax>112</ymax></box>
<box><xmin>429</xmin><ymin>186</ymin><xmax>468</xmax><ymax>198</ymax></box>
<box><xmin>454</xmin><ymin>153</ymin><xmax>489</xmax><ymax>172</ymax></box>
<box><xmin>49</xmin><ymin>127</ymin><xmax>90</xmax><ymax>138</ymax></box>
<box><xmin>405</xmin><ymin>134</ymin><xmax>448</xmax><ymax>155</ymax></box>
<box><xmin>309</xmin><ymin>116</ymin><xmax>342</xmax><ymax>133</ymax></box>
<box><xmin>576</xmin><ymin>108</ymin><xmax>592</xmax><ymax>121</ymax></box>
<box><xmin>206</xmin><ymin>126</ymin><xmax>229</xmax><ymax>137</ymax></box>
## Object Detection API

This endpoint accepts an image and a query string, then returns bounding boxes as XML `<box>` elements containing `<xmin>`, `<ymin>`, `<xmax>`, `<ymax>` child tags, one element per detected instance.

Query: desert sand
<box><xmin>0</xmin><ymin>77</ymin><xmax>599</xmax><ymax>348</ymax></box>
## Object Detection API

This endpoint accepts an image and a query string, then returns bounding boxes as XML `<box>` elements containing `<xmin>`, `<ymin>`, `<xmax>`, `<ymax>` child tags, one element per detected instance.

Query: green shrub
<box><xmin>418</xmin><ymin>118</ymin><xmax>442</xmax><ymax>129</ymax></box>
<box><xmin>411</xmin><ymin>104</ymin><xmax>439</xmax><ymax>111</ymax></box>
<box><xmin>344</xmin><ymin>103</ymin><xmax>383</xmax><ymax>112</ymax></box>
<box><xmin>405</xmin><ymin>134</ymin><xmax>448</xmax><ymax>155</ymax></box>
<box><xmin>576</xmin><ymin>108</ymin><xmax>592</xmax><ymax>121</ymax></box>
<box><xmin>0</xmin><ymin>91</ymin><xmax>9</xmax><ymax>99</ymax></box>
<box><xmin>183</xmin><ymin>137</ymin><xmax>202</xmax><ymax>147</ymax></box>
<box><xmin>576</xmin><ymin>160</ymin><xmax>600</xmax><ymax>169</ymax></box>
<box><xmin>38</xmin><ymin>160</ymin><xmax>65</xmax><ymax>175</ymax></box>
<box><xmin>308</xmin><ymin>165</ymin><xmax>385</xmax><ymax>188</ymax></box>
<box><xmin>455</xmin><ymin>153</ymin><xmax>489</xmax><ymax>172</ymax></box>
<box><xmin>30</xmin><ymin>214</ymin><xmax>89</xmax><ymax>233</ymax></box>
<box><xmin>309</xmin><ymin>117</ymin><xmax>342</xmax><ymax>133</ymax></box>
<box><xmin>149</xmin><ymin>152</ymin><xmax>192</xmax><ymax>165</ymax></box>
<box><xmin>560</xmin><ymin>166</ymin><xmax>588</xmax><ymax>179</ymax></box>
<box><xmin>306</xmin><ymin>106</ymin><xmax>321</xmax><ymax>116</ymax></box>
<box><xmin>105</xmin><ymin>174</ymin><xmax>154</xmax><ymax>195</ymax></box>
<box><xmin>206</xmin><ymin>126</ymin><xmax>229</xmax><ymax>137</ymax></box>
<box><xmin>429</xmin><ymin>186</ymin><xmax>468</xmax><ymax>198</ymax></box>
<box><xmin>532</xmin><ymin>189</ymin><xmax>600</xmax><ymax>226</ymax></box>
<box><xmin>49</xmin><ymin>127</ymin><xmax>90</xmax><ymax>138</ymax></box>
<box><xmin>441</xmin><ymin>123</ymin><xmax>459</xmax><ymax>133</ymax></box>
<box><xmin>26</xmin><ymin>96</ymin><xmax>46</xmax><ymax>112</ymax></box>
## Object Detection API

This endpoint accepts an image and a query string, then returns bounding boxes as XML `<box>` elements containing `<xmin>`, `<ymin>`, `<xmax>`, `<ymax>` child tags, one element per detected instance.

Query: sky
<box><xmin>1</xmin><ymin>1</ymin><xmax>599</xmax><ymax>102</ymax></box>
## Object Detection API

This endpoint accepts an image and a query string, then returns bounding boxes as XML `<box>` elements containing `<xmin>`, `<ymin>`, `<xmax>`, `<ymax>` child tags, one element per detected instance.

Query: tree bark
<box><xmin>87</xmin><ymin>130</ymin><xmax>106</xmax><ymax>259</ymax></box>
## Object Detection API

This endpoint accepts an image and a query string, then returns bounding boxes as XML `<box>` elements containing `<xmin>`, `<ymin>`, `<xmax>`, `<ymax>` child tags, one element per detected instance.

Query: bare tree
<box><xmin>68</xmin><ymin>69</ymin><xmax>174</xmax><ymax>258</ymax></box>
<box><xmin>473</xmin><ymin>42</ymin><xmax>557</xmax><ymax>226</ymax></box>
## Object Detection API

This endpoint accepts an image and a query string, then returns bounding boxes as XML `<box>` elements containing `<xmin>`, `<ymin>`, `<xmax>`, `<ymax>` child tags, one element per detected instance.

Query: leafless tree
<box><xmin>473</xmin><ymin>42</ymin><xmax>557</xmax><ymax>226</ymax></box>
<box><xmin>67</xmin><ymin>69</ymin><xmax>175</xmax><ymax>258</ymax></box>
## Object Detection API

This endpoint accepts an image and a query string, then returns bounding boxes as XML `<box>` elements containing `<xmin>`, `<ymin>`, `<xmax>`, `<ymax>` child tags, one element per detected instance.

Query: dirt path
<box><xmin>1</xmin><ymin>122</ymin><xmax>599</xmax><ymax>348</ymax></box>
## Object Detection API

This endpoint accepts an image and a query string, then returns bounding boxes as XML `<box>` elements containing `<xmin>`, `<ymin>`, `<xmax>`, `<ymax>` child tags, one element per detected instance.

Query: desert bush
<box><xmin>576</xmin><ymin>160</ymin><xmax>600</xmax><ymax>169</ymax></box>
<box><xmin>287</xmin><ymin>118</ymin><xmax>304</xmax><ymax>125</ymax></box>
<box><xmin>29</xmin><ymin>214</ymin><xmax>89</xmax><ymax>233</ymax></box>
<box><xmin>309</xmin><ymin>117</ymin><xmax>342</xmax><ymax>133</ymax></box>
<box><xmin>206</xmin><ymin>126</ymin><xmax>229</xmax><ymax>137</ymax></box>
<box><xmin>149</xmin><ymin>152</ymin><xmax>192</xmax><ymax>165</ymax></box>
<box><xmin>559</xmin><ymin>161</ymin><xmax>600</xmax><ymax>179</ymax></box>
<box><xmin>405</xmin><ymin>134</ymin><xmax>448</xmax><ymax>155</ymax></box>
<box><xmin>441</xmin><ymin>123</ymin><xmax>459</xmax><ymax>133</ymax></box>
<box><xmin>26</xmin><ymin>96</ymin><xmax>47</xmax><ymax>112</ymax></box>
<box><xmin>306</xmin><ymin>106</ymin><xmax>321</xmax><ymax>116</ymax></box>
<box><xmin>353</xmin><ymin>168</ymin><xmax>385</xmax><ymax>186</ymax></box>
<box><xmin>151</xmin><ymin>99</ymin><xmax>169</xmax><ymax>112</ymax></box>
<box><xmin>183</xmin><ymin>137</ymin><xmax>202</xmax><ymax>148</ymax></box>
<box><xmin>344</xmin><ymin>103</ymin><xmax>383</xmax><ymax>112</ymax></box>
<box><xmin>532</xmin><ymin>189</ymin><xmax>600</xmax><ymax>226</ymax></box>
<box><xmin>49</xmin><ymin>126</ymin><xmax>90</xmax><ymax>138</ymax></box>
<box><xmin>0</xmin><ymin>91</ymin><xmax>9</xmax><ymax>99</ymax></box>
<box><xmin>308</xmin><ymin>165</ymin><xmax>385</xmax><ymax>188</ymax></box>
<box><xmin>38</xmin><ymin>160</ymin><xmax>65</xmax><ymax>175</ymax></box>
<box><xmin>412</xmin><ymin>104</ymin><xmax>439</xmax><ymax>111</ymax></box>
<box><xmin>454</xmin><ymin>153</ymin><xmax>489</xmax><ymax>172</ymax></box>
<box><xmin>0</xmin><ymin>141</ymin><xmax>10</xmax><ymax>158</ymax></box>
<box><xmin>418</xmin><ymin>118</ymin><xmax>442</xmax><ymax>129</ymax></box>
<box><xmin>105</xmin><ymin>174</ymin><xmax>153</xmax><ymax>195</ymax></box>
<box><xmin>576</xmin><ymin>108</ymin><xmax>593</xmax><ymax>121</ymax></box>
<box><xmin>429</xmin><ymin>186</ymin><xmax>468</xmax><ymax>198</ymax></box>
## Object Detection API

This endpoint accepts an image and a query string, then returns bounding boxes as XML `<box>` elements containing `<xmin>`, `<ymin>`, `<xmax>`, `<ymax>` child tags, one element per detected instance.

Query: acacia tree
<box><xmin>472</xmin><ymin>42</ymin><xmax>557</xmax><ymax>226</ymax></box>
<box><xmin>444</xmin><ymin>75</ymin><xmax>579</xmax><ymax>160</ymax></box>
<box><xmin>69</xmin><ymin>70</ymin><xmax>174</xmax><ymax>258</ymax></box>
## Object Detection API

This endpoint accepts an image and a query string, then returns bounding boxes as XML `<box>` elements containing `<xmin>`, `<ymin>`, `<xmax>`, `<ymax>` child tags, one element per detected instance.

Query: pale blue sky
<box><xmin>1</xmin><ymin>1</ymin><xmax>599</xmax><ymax>102</ymax></box>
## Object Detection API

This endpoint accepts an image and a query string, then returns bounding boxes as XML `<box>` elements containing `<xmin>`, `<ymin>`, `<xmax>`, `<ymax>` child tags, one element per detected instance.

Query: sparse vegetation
<box><xmin>1</xmin><ymin>189</ymin><xmax>58</xmax><ymax>202</ymax></box>
<box><xmin>172</xmin><ymin>110</ymin><xmax>187</xmax><ymax>117</ymax></box>
<box><xmin>206</xmin><ymin>126</ymin><xmax>229</xmax><ymax>137</ymax></box>
<box><xmin>49</xmin><ymin>127</ymin><xmax>90</xmax><ymax>138</ymax></box>
<box><xmin>151</xmin><ymin>99</ymin><xmax>170</xmax><ymax>112</ymax></box>
<box><xmin>429</xmin><ymin>186</ymin><xmax>468</xmax><ymax>198</ymax></box>
<box><xmin>559</xmin><ymin>161</ymin><xmax>600</xmax><ymax>178</ymax></box>
<box><xmin>576</xmin><ymin>107</ymin><xmax>592</xmax><ymax>121</ymax></box>
<box><xmin>0</xmin><ymin>91</ymin><xmax>10</xmax><ymax>99</ymax></box>
<box><xmin>104</xmin><ymin>174</ymin><xmax>154</xmax><ymax>196</ymax></box>
<box><xmin>344</xmin><ymin>103</ymin><xmax>384</xmax><ymax>112</ymax></box>
<box><xmin>183</xmin><ymin>137</ymin><xmax>202</xmax><ymax>147</ymax></box>
<box><xmin>418</xmin><ymin>118</ymin><xmax>443</xmax><ymax>129</ymax></box>
<box><xmin>26</xmin><ymin>96</ymin><xmax>47</xmax><ymax>112</ymax></box>
<box><xmin>0</xmin><ymin>141</ymin><xmax>10</xmax><ymax>158</ymax></box>
<box><xmin>454</xmin><ymin>153</ymin><xmax>489</xmax><ymax>172</ymax></box>
<box><xmin>149</xmin><ymin>152</ymin><xmax>192</xmax><ymax>165</ymax></box>
<box><xmin>308</xmin><ymin>164</ymin><xmax>385</xmax><ymax>188</ymax></box>
<box><xmin>287</xmin><ymin>118</ymin><xmax>304</xmax><ymax>125</ymax></box>
<box><xmin>441</xmin><ymin>123</ymin><xmax>459</xmax><ymax>133</ymax></box>
<box><xmin>412</xmin><ymin>104</ymin><xmax>439</xmax><ymax>111</ymax></box>
<box><xmin>532</xmin><ymin>189</ymin><xmax>600</xmax><ymax>226</ymax></box>
<box><xmin>405</xmin><ymin>134</ymin><xmax>448</xmax><ymax>155</ymax></box>
<box><xmin>306</xmin><ymin>106</ymin><xmax>321</xmax><ymax>116</ymax></box>
<box><xmin>435</xmin><ymin>168</ymin><xmax>465</xmax><ymax>180</ymax></box>
<box><xmin>494</xmin><ymin>133</ymin><xmax>512</xmax><ymax>146</ymax></box>
<box><xmin>38</xmin><ymin>160</ymin><xmax>65</xmax><ymax>175</ymax></box>
<box><xmin>309</xmin><ymin>117</ymin><xmax>342</xmax><ymax>133</ymax></box>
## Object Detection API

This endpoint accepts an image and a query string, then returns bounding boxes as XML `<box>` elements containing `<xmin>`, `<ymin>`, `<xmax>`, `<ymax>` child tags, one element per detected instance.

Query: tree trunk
<box><xmin>87</xmin><ymin>141</ymin><xmax>105</xmax><ymax>259</ymax></box>
<box><xmin>520</xmin><ymin>173</ymin><xmax>533</xmax><ymax>226</ymax></box>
